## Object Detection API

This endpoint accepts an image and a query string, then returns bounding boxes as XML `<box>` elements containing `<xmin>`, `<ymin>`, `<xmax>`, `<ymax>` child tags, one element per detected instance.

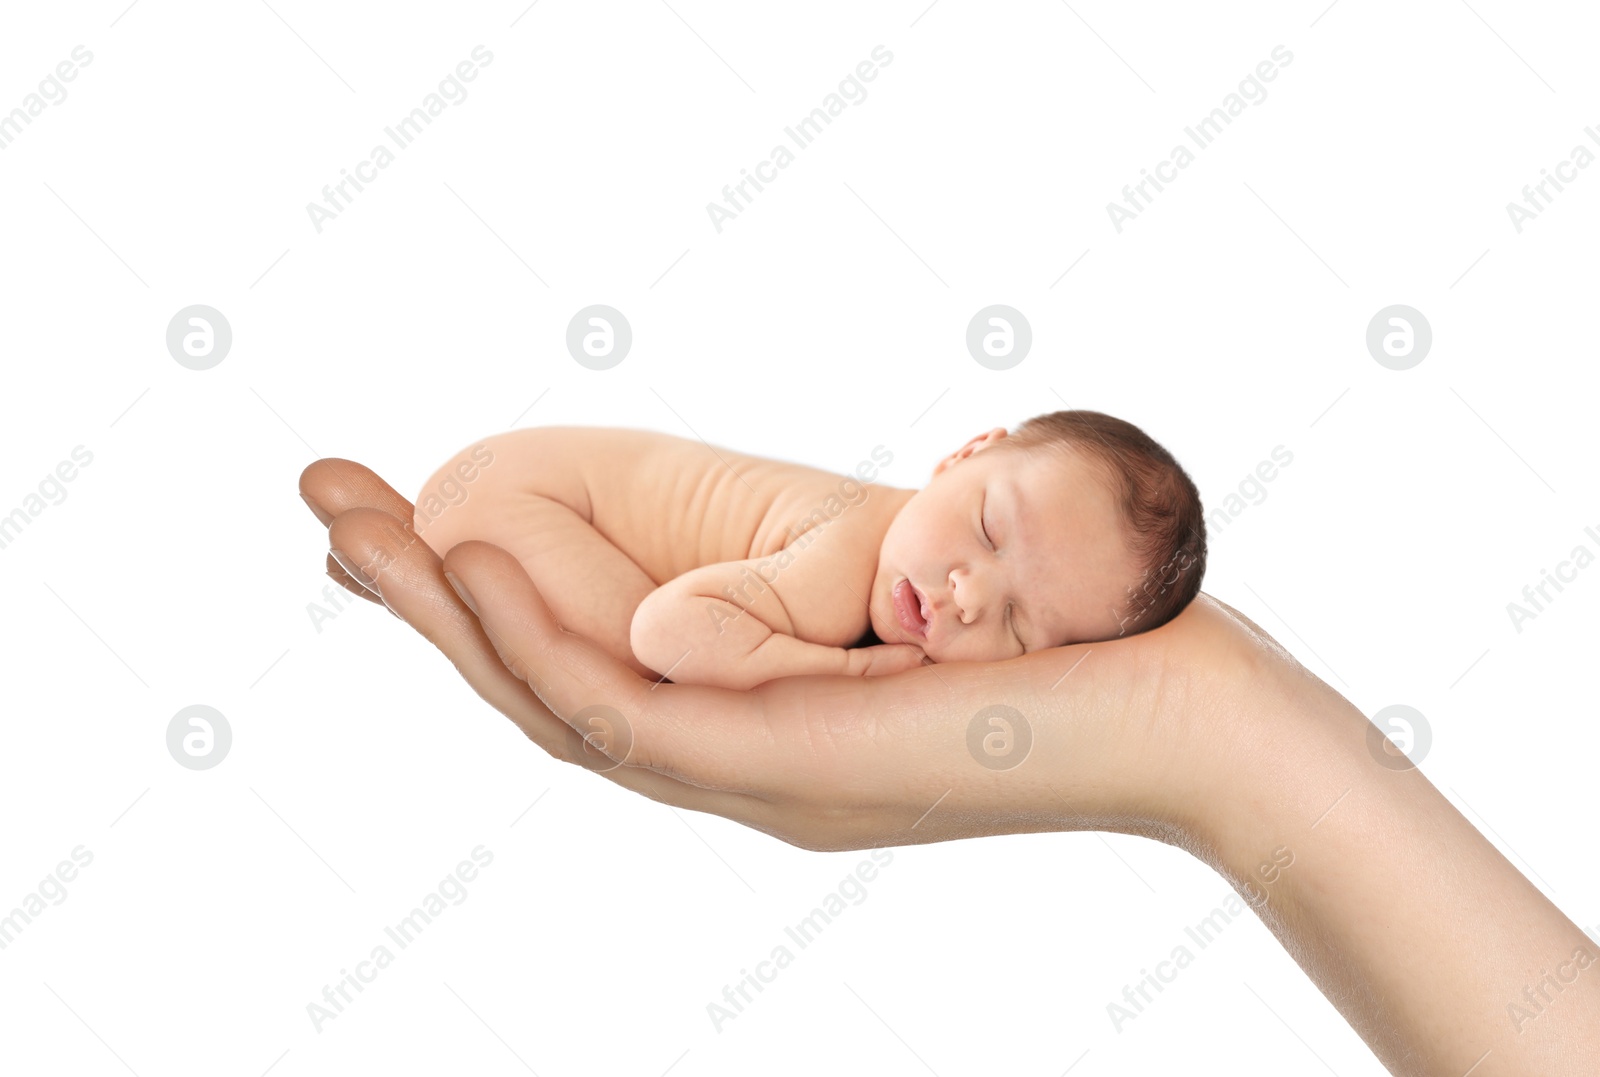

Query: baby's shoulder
<box><xmin>759</xmin><ymin>468</ymin><xmax>901</xmax><ymax>560</ymax></box>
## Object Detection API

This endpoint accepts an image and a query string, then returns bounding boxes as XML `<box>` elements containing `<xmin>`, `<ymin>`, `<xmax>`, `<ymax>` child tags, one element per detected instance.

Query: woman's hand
<box><xmin>299</xmin><ymin>456</ymin><xmax>1600</xmax><ymax>1075</ymax></box>
<box><xmin>299</xmin><ymin>456</ymin><xmax>1249</xmax><ymax>851</ymax></box>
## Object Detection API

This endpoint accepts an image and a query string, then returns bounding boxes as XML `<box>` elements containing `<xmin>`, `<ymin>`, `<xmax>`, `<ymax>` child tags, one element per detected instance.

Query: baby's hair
<box><xmin>994</xmin><ymin>409</ymin><xmax>1206</xmax><ymax>637</ymax></box>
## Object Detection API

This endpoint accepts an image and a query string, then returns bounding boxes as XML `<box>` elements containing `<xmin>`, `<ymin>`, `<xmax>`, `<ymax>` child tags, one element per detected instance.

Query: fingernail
<box><xmin>301</xmin><ymin>492</ymin><xmax>335</xmax><ymax>528</ymax></box>
<box><xmin>329</xmin><ymin>548</ymin><xmax>378</xmax><ymax>595</ymax></box>
<box><xmin>378</xmin><ymin>591</ymin><xmax>404</xmax><ymax>621</ymax></box>
<box><xmin>444</xmin><ymin>570</ymin><xmax>480</xmax><ymax>616</ymax></box>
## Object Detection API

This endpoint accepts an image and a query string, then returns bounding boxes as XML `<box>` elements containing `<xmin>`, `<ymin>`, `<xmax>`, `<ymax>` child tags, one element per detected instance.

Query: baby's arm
<box><xmin>631</xmin><ymin>531</ymin><xmax>924</xmax><ymax>690</ymax></box>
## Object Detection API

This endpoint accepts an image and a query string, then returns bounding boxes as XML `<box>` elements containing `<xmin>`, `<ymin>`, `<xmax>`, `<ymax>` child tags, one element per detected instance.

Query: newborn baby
<box><xmin>414</xmin><ymin>410</ymin><xmax>1206</xmax><ymax>691</ymax></box>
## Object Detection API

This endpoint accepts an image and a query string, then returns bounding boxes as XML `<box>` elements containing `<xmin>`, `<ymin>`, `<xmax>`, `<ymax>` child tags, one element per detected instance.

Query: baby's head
<box><xmin>870</xmin><ymin>410</ymin><xmax>1206</xmax><ymax>662</ymax></box>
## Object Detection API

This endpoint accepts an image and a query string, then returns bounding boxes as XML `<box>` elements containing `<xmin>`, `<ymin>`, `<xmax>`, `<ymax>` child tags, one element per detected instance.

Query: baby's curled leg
<box><xmin>413</xmin><ymin>435</ymin><xmax>660</xmax><ymax>680</ymax></box>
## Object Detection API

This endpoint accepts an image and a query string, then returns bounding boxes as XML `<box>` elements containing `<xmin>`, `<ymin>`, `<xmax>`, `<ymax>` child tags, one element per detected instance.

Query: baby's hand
<box><xmin>846</xmin><ymin>643</ymin><xmax>931</xmax><ymax>677</ymax></box>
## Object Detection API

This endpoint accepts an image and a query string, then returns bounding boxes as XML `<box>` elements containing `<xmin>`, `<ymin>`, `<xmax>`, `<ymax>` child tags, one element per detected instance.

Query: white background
<box><xmin>2</xmin><ymin>1</ymin><xmax>1596</xmax><ymax>1073</ymax></box>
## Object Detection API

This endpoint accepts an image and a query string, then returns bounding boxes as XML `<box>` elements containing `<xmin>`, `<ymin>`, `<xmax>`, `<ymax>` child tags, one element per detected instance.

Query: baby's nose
<box><xmin>952</xmin><ymin>572</ymin><xmax>989</xmax><ymax>616</ymax></box>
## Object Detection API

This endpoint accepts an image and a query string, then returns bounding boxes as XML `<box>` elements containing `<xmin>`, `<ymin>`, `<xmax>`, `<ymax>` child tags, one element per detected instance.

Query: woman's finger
<box><xmin>442</xmin><ymin>539</ymin><xmax>834</xmax><ymax>799</ymax></box>
<box><xmin>324</xmin><ymin>551</ymin><xmax>385</xmax><ymax>606</ymax></box>
<box><xmin>299</xmin><ymin>457</ymin><xmax>418</xmax><ymax>524</ymax></box>
<box><xmin>301</xmin><ymin>458</ymin><xmax>418</xmax><ymax>606</ymax></box>
<box><xmin>324</xmin><ymin>507</ymin><xmax>761</xmax><ymax>820</ymax></box>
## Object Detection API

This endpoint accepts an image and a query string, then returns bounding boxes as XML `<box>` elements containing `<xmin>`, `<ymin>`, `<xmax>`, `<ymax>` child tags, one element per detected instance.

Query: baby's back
<box><xmin>436</xmin><ymin>425</ymin><xmax>890</xmax><ymax>587</ymax></box>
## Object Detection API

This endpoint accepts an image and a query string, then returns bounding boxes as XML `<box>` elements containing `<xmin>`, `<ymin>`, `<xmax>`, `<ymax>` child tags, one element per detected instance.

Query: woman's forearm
<box><xmin>310</xmin><ymin>468</ymin><xmax>1599</xmax><ymax>1076</ymax></box>
<box><xmin>1196</xmin><ymin>674</ymin><xmax>1599</xmax><ymax>1075</ymax></box>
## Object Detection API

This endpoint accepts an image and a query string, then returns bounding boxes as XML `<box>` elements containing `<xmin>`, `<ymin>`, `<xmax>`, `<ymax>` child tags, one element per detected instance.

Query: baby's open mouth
<box><xmin>892</xmin><ymin>578</ymin><xmax>930</xmax><ymax>638</ymax></box>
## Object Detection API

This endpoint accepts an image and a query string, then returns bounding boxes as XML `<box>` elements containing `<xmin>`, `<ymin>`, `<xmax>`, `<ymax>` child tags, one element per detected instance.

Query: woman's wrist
<box><xmin>1170</xmin><ymin>618</ymin><xmax>1600</xmax><ymax>1075</ymax></box>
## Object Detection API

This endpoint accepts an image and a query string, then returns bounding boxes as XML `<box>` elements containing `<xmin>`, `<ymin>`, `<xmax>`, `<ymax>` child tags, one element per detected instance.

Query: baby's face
<box><xmin>868</xmin><ymin>429</ymin><xmax>1141</xmax><ymax>662</ymax></box>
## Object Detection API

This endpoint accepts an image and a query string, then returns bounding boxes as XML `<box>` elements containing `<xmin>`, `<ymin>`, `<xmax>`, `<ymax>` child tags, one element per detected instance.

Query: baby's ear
<box><xmin>933</xmin><ymin>427</ymin><xmax>1009</xmax><ymax>476</ymax></box>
